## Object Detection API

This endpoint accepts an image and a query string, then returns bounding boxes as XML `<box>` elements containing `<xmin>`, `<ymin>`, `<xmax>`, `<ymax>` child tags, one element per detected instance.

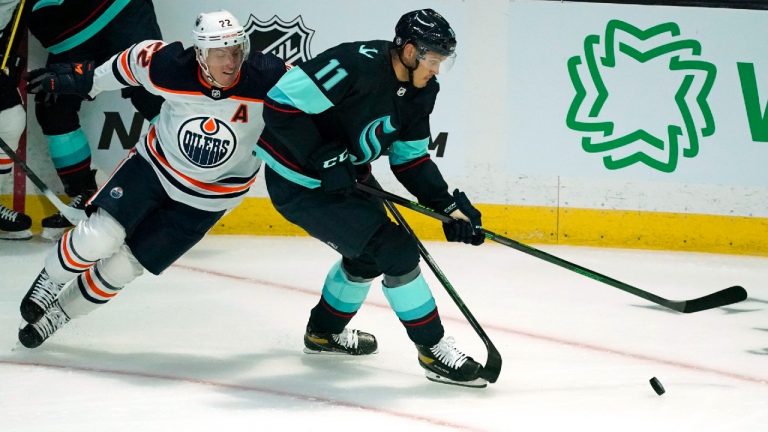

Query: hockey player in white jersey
<box><xmin>17</xmin><ymin>10</ymin><xmax>287</xmax><ymax>348</ymax></box>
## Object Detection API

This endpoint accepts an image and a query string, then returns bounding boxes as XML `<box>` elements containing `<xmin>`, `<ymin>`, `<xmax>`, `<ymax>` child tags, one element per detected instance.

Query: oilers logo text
<box><xmin>177</xmin><ymin>117</ymin><xmax>237</xmax><ymax>168</ymax></box>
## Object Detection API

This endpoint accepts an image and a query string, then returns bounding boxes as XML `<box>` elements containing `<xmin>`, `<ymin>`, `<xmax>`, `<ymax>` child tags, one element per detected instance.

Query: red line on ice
<box><xmin>173</xmin><ymin>264</ymin><xmax>768</xmax><ymax>388</ymax></box>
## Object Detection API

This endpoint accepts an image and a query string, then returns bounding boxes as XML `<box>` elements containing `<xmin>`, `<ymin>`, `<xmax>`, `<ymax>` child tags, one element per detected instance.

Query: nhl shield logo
<box><xmin>244</xmin><ymin>15</ymin><xmax>315</xmax><ymax>64</ymax></box>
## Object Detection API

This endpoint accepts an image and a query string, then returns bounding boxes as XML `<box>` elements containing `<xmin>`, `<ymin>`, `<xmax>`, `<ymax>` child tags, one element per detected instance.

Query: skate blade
<box><xmin>424</xmin><ymin>371</ymin><xmax>488</xmax><ymax>388</ymax></box>
<box><xmin>12</xmin><ymin>320</ymin><xmax>28</xmax><ymax>351</ymax></box>
<box><xmin>302</xmin><ymin>347</ymin><xmax>379</xmax><ymax>355</ymax></box>
<box><xmin>0</xmin><ymin>229</ymin><xmax>32</xmax><ymax>240</ymax></box>
<box><xmin>41</xmin><ymin>227</ymin><xmax>67</xmax><ymax>241</ymax></box>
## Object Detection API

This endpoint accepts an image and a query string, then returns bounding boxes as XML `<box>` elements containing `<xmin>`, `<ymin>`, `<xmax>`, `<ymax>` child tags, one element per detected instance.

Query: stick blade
<box><xmin>681</xmin><ymin>285</ymin><xmax>748</xmax><ymax>313</ymax></box>
<box><xmin>480</xmin><ymin>348</ymin><xmax>503</xmax><ymax>383</ymax></box>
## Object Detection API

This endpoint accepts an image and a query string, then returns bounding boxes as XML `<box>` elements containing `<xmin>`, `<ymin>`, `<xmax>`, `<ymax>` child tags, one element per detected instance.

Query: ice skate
<box><xmin>41</xmin><ymin>192</ymin><xmax>89</xmax><ymax>240</ymax></box>
<box><xmin>20</xmin><ymin>269</ymin><xmax>65</xmax><ymax>323</ymax></box>
<box><xmin>303</xmin><ymin>327</ymin><xmax>378</xmax><ymax>355</ymax></box>
<box><xmin>416</xmin><ymin>336</ymin><xmax>487</xmax><ymax>388</ymax></box>
<box><xmin>0</xmin><ymin>203</ymin><xmax>32</xmax><ymax>240</ymax></box>
<box><xmin>18</xmin><ymin>301</ymin><xmax>70</xmax><ymax>348</ymax></box>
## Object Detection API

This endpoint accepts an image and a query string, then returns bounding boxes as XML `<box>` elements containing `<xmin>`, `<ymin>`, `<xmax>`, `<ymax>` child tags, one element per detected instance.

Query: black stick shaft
<box><xmin>356</xmin><ymin>183</ymin><xmax>747</xmax><ymax>314</ymax></box>
<box><xmin>0</xmin><ymin>136</ymin><xmax>53</xmax><ymax>194</ymax></box>
<box><xmin>365</xmin><ymin>178</ymin><xmax>502</xmax><ymax>383</ymax></box>
<box><xmin>0</xmin><ymin>136</ymin><xmax>87</xmax><ymax>222</ymax></box>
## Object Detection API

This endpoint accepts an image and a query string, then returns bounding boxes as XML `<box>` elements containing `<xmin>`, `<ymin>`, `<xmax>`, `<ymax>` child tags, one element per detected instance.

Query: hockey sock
<box><xmin>382</xmin><ymin>269</ymin><xmax>445</xmax><ymax>347</ymax></box>
<box><xmin>58</xmin><ymin>244</ymin><xmax>143</xmax><ymax>318</ymax></box>
<box><xmin>46</xmin><ymin>129</ymin><xmax>95</xmax><ymax>196</ymax></box>
<box><xmin>308</xmin><ymin>260</ymin><xmax>373</xmax><ymax>334</ymax></box>
<box><xmin>0</xmin><ymin>105</ymin><xmax>25</xmax><ymax>182</ymax></box>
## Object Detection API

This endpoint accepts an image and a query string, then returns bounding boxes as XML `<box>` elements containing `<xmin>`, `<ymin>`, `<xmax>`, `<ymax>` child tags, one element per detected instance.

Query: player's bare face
<box><xmin>206</xmin><ymin>46</ymin><xmax>244</xmax><ymax>87</ymax></box>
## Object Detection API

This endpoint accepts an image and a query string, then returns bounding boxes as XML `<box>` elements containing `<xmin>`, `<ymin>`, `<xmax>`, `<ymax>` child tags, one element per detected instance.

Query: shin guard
<box><xmin>382</xmin><ymin>269</ymin><xmax>445</xmax><ymax>346</ymax></box>
<box><xmin>308</xmin><ymin>260</ymin><xmax>373</xmax><ymax>334</ymax></box>
<box><xmin>58</xmin><ymin>244</ymin><xmax>143</xmax><ymax>318</ymax></box>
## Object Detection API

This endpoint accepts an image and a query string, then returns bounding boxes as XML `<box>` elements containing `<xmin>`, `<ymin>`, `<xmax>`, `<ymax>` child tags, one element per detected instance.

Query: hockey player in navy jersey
<box><xmin>1</xmin><ymin>0</ymin><xmax>166</xmax><ymax>240</ymax></box>
<box><xmin>17</xmin><ymin>10</ymin><xmax>287</xmax><ymax>348</ymax></box>
<box><xmin>29</xmin><ymin>0</ymin><xmax>167</xmax><ymax>240</ymax></box>
<box><xmin>257</xmin><ymin>9</ymin><xmax>488</xmax><ymax>387</ymax></box>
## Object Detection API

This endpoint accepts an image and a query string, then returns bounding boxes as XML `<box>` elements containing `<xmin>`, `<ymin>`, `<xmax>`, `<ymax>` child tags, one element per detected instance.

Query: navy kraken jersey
<box><xmin>90</xmin><ymin>39</ymin><xmax>286</xmax><ymax>211</ymax></box>
<box><xmin>28</xmin><ymin>0</ymin><xmax>143</xmax><ymax>54</ymax></box>
<box><xmin>257</xmin><ymin>39</ymin><xmax>454</xmax><ymax>212</ymax></box>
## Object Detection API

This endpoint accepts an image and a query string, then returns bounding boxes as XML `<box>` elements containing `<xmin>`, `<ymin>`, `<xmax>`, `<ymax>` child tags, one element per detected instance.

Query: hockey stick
<box><xmin>1</xmin><ymin>0</ymin><xmax>26</xmax><ymax>72</ymax></box>
<box><xmin>365</xmin><ymin>177</ymin><xmax>502</xmax><ymax>383</ymax></box>
<box><xmin>356</xmin><ymin>183</ymin><xmax>748</xmax><ymax>314</ymax></box>
<box><xmin>0</xmin><ymin>137</ymin><xmax>87</xmax><ymax>223</ymax></box>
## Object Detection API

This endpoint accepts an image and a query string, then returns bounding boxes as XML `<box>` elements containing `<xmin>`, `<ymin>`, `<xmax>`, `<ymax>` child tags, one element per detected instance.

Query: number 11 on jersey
<box><xmin>314</xmin><ymin>59</ymin><xmax>348</xmax><ymax>91</ymax></box>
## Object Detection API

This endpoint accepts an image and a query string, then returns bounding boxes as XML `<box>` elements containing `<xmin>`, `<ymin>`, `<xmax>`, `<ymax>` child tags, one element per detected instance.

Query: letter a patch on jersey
<box><xmin>231</xmin><ymin>104</ymin><xmax>248</xmax><ymax>123</ymax></box>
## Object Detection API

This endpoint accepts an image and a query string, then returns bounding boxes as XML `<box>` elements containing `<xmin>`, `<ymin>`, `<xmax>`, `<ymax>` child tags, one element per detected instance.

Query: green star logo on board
<box><xmin>566</xmin><ymin>20</ymin><xmax>717</xmax><ymax>173</ymax></box>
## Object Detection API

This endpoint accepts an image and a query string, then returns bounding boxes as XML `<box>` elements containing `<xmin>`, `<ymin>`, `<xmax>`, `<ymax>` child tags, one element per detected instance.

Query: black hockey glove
<box><xmin>442</xmin><ymin>189</ymin><xmax>484</xmax><ymax>245</ymax></box>
<box><xmin>27</xmin><ymin>61</ymin><xmax>95</xmax><ymax>98</ymax></box>
<box><xmin>309</xmin><ymin>144</ymin><xmax>355</xmax><ymax>195</ymax></box>
<box><xmin>0</xmin><ymin>70</ymin><xmax>13</xmax><ymax>90</ymax></box>
<box><xmin>355</xmin><ymin>163</ymin><xmax>372</xmax><ymax>182</ymax></box>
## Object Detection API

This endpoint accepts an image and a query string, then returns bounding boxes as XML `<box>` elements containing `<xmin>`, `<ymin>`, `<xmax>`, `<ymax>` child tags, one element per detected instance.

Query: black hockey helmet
<box><xmin>393</xmin><ymin>9</ymin><xmax>457</xmax><ymax>57</ymax></box>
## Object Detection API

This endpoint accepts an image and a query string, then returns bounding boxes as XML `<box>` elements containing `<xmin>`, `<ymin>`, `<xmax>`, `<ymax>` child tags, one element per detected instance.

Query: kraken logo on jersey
<box><xmin>244</xmin><ymin>15</ymin><xmax>315</xmax><ymax>64</ymax></box>
<box><xmin>177</xmin><ymin>117</ymin><xmax>237</xmax><ymax>168</ymax></box>
<box><xmin>354</xmin><ymin>116</ymin><xmax>397</xmax><ymax>164</ymax></box>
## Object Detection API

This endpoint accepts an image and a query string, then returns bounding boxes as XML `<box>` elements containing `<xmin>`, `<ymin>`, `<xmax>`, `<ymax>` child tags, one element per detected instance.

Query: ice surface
<box><xmin>1</xmin><ymin>236</ymin><xmax>766</xmax><ymax>431</ymax></box>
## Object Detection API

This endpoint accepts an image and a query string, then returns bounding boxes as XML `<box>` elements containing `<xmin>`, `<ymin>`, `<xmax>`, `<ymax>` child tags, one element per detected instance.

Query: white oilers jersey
<box><xmin>90</xmin><ymin>39</ymin><xmax>287</xmax><ymax>211</ymax></box>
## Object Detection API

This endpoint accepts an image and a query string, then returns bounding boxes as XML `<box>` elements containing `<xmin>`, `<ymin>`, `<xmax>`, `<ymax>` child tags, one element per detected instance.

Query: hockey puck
<box><xmin>649</xmin><ymin>377</ymin><xmax>665</xmax><ymax>395</ymax></box>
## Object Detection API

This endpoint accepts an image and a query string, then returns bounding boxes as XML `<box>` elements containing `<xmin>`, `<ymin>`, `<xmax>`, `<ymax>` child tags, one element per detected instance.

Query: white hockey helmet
<box><xmin>193</xmin><ymin>10</ymin><xmax>250</xmax><ymax>83</ymax></box>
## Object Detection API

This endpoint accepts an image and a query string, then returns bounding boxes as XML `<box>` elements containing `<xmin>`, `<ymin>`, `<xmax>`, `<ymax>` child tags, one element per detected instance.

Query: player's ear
<box><xmin>402</xmin><ymin>43</ymin><xmax>416</xmax><ymax>61</ymax></box>
<box><xmin>401</xmin><ymin>43</ymin><xmax>420</xmax><ymax>68</ymax></box>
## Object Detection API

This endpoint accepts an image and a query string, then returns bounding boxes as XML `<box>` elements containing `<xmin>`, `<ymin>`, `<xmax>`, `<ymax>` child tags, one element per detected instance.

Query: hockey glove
<box><xmin>309</xmin><ymin>144</ymin><xmax>356</xmax><ymax>195</ymax></box>
<box><xmin>355</xmin><ymin>163</ymin><xmax>372</xmax><ymax>182</ymax></box>
<box><xmin>27</xmin><ymin>61</ymin><xmax>95</xmax><ymax>98</ymax></box>
<box><xmin>442</xmin><ymin>189</ymin><xmax>485</xmax><ymax>245</ymax></box>
<box><xmin>0</xmin><ymin>69</ymin><xmax>13</xmax><ymax>90</ymax></box>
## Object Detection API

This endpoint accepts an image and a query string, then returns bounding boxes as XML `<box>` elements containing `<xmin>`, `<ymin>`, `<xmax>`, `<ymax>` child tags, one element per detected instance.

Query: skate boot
<box><xmin>416</xmin><ymin>336</ymin><xmax>487</xmax><ymax>388</ymax></box>
<box><xmin>18</xmin><ymin>301</ymin><xmax>70</xmax><ymax>348</ymax></box>
<box><xmin>0</xmin><ymin>203</ymin><xmax>32</xmax><ymax>240</ymax></box>
<box><xmin>20</xmin><ymin>269</ymin><xmax>65</xmax><ymax>324</ymax></box>
<box><xmin>303</xmin><ymin>326</ymin><xmax>378</xmax><ymax>355</ymax></box>
<box><xmin>41</xmin><ymin>192</ymin><xmax>90</xmax><ymax>240</ymax></box>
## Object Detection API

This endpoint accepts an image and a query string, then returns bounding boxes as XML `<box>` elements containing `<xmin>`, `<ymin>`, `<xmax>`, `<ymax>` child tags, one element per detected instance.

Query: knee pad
<box><xmin>45</xmin><ymin>209</ymin><xmax>127</xmax><ymax>283</ymax></box>
<box><xmin>59</xmin><ymin>245</ymin><xmax>142</xmax><ymax>319</ymax></box>
<box><xmin>361</xmin><ymin>222</ymin><xmax>419</xmax><ymax>277</ymax></box>
<box><xmin>73</xmin><ymin>209</ymin><xmax>127</xmax><ymax>259</ymax></box>
<box><xmin>97</xmin><ymin>244</ymin><xmax>144</xmax><ymax>288</ymax></box>
<box><xmin>0</xmin><ymin>104</ymin><xmax>25</xmax><ymax>148</ymax></box>
<box><xmin>34</xmin><ymin>93</ymin><xmax>83</xmax><ymax>135</ymax></box>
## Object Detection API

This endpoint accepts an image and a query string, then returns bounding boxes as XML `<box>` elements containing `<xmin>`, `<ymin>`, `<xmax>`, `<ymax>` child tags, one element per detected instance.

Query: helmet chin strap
<box><xmin>396</xmin><ymin>48</ymin><xmax>419</xmax><ymax>86</ymax></box>
<box><xmin>202</xmin><ymin>66</ymin><xmax>228</xmax><ymax>88</ymax></box>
